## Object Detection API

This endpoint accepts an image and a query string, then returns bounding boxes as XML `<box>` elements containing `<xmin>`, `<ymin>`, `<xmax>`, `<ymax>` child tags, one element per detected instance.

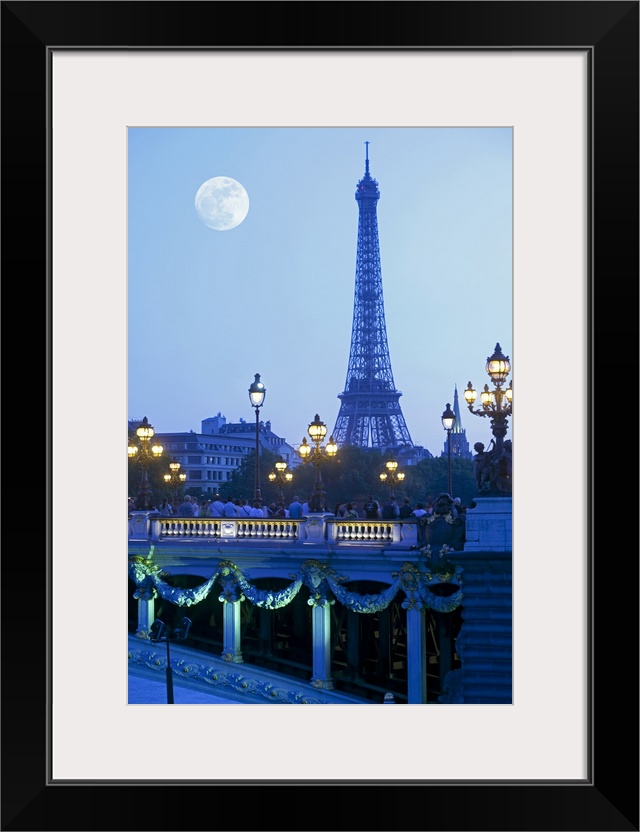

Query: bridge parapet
<box><xmin>129</xmin><ymin>511</ymin><xmax>419</xmax><ymax>548</ymax></box>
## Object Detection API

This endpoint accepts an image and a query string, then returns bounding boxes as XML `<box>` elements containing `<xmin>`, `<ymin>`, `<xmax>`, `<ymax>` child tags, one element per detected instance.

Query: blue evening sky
<box><xmin>128</xmin><ymin>127</ymin><xmax>512</xmax><ymax>456</ymax></box>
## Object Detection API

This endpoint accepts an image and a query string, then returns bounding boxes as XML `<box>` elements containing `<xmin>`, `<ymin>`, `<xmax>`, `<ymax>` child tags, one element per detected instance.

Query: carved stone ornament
<box><xmin>129</xmin><ymin>554</ymin><xmax>463</xmax><ymax>617</ymax></box>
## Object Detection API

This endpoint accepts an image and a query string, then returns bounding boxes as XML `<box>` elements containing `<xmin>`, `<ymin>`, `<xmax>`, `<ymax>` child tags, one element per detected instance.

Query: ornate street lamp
<box><xmin>163</xmin><ymin>457</ymin><xmax>187</xmax><ymax>501</ymax></box>
<box><xmin>268</xmin><ymin>459</ymin><xmax>293</xmax><ymax>503</ymax></box>
<box><xmin>248</xmin><ymin>373</ymin><xmax>267</xmax><ymax>505</ymax></box>
<box><xmin>379</xmin><ymin>458</ymin><xmax>405</xmax><ymax>498</ymax></box>
<box><xmin>128</xmin><ymin>416</ymin><xmax>163</xmax><ymax>509</ymax></box>
<box><xmin>464</xmin><ymin>343</ymin><xmax>513</xmax><ymax>455</ymax></box>
<box><xmin>441</xmin><ymin>403</ymin><xmax>456</xmax><ymax>495</ymax></box>
<box><xmin>297</xmin><ymin>414</ymin><xmax>338</xmax><ymax>512</ymax></box>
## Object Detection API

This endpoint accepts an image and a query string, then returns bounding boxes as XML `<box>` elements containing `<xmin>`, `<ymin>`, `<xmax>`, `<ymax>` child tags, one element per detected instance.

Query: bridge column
<box><xmin>310</xmin><ymin>602</ymin><xmax>334</xmax><ymax>690</ymax></box>
<box><xmin>221</xmin><ymin>600</ymin><xmax>244</xmax><ymax>663</ymax></box>
<box><xmin>135</xmin><ymin>595</ymin><xmax>155</xmax><ymax>639</ymax></box>
<box><xmin>406</xmin><ymin>607</ymin><xmax>427</xmax><ymax>704</ymax></box>
<box><xmin>128</xmin><ymin>556</ymin><xmax>158</xmax><ymax>639</ymax></box>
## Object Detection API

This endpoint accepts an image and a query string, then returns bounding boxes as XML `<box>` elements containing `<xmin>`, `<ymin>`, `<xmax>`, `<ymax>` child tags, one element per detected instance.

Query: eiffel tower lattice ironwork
<box><xmin>332</xmin><ymin>144</ymin><xmax>414</xmax><ymax>450</ymax></box>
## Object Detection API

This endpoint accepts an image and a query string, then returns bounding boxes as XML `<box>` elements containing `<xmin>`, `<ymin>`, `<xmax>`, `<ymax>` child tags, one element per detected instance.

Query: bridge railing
<box><xmin>128</xmin><ymin>511</ymin><xmax>419</xmax><ymax>548</ymax></box>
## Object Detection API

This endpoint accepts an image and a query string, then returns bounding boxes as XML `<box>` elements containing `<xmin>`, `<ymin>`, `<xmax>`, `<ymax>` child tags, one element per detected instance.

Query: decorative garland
<box><xmin>327</xmin><ymin>573</ymin><xmax>402</xmax><ymax>613</ymax></box>
<box><xmin>219</xmin><ymin>560</ymin><xmax>303</xmax><ymax>609</ymax></box>
<box><xmin>128</xmin><ymin>546</ymin><xmax>463</xmax><ymax>615</ymax></box>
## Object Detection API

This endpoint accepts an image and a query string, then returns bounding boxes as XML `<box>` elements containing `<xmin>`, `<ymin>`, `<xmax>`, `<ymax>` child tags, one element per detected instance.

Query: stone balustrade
<box><xmin>128</xmin><ymin>511</ymin><xmax>419</xmax><ymax>547</ymax></box>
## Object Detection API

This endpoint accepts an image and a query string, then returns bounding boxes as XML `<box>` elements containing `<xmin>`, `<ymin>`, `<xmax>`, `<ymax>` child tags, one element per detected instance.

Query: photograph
<box><xmin>126</xmin><ymin>125</ymin><xmax>514</xmax><ymax>709</ymax></box>
<box><xmin>3</xmin><ymin>1</ymin><xmax>637</xmax><ymax>830</ymax></box>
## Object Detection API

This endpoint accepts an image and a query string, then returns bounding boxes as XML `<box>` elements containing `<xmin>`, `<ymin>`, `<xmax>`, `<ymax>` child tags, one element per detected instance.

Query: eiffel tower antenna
<box><xmin>332</xmin><ymin>145</ymin><xmax>414</xmax><ymax>450</ymax></box>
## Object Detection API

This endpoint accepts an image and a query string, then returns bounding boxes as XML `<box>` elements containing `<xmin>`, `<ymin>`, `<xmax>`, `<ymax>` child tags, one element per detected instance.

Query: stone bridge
<box><xmin>128</xmin><ymin>498</ymin><xmax>512</xmax><ymax>704</ymax></box>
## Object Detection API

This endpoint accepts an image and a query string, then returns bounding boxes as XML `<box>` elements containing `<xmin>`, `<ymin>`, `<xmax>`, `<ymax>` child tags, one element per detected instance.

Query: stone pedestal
<box><xmin>463</xmin><ymin>497</ymin><xmax>512</xmax><ymax>552</ymax></box>
<box><xmin>129</xmin><ymin>511</ymin><xmax>151</xmax><ymax>540</ymax></box>
<box><xmin>303</xmin><ymin>513</ymin><xmax>331</xmax><ymax>544</ymax></box>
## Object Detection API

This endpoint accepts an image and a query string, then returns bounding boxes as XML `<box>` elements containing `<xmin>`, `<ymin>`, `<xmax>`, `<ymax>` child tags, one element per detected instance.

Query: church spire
<box><xmin>442</xmin><ymin>384</ymin><xmax>472</xmax><ymax>460</ymax></box>
<box><xmin>452</xmin><ymin>384</ymin><xmax>464</xmax><ymax>434</ymax></box>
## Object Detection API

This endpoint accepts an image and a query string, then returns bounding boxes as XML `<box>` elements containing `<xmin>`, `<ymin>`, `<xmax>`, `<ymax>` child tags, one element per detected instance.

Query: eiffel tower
<box><xmin>332</xmin><ymin>143</ymin><xmax>414</xmax><ymax>450</ymax></box>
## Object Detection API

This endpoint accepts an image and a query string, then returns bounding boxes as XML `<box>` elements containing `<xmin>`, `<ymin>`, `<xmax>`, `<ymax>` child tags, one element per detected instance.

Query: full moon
<box><xmin>194</xmin><ymin>176</ymin><xmax>250</xmax><ymax>231</ymax></box>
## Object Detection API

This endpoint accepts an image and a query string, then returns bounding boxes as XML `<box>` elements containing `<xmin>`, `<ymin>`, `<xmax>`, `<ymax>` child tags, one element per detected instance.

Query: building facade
<box><xmin>129</xmin><ymin>413</ymin><xmax>298</xmax><ymax>498</ymax></box>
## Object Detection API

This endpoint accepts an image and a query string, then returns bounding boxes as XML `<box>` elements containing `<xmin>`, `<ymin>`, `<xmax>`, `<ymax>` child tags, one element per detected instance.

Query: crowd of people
<box><xmin>333</xmin><ymin>494</ymin><xmax>468</xmax><ymax>520</ymax></box>
<box><xmin>129</xmin><ymin>494</ymin><xmax>311</xmax><ymax>519</ymax></box>
<box><xmin>129</xmin><ymin>493</ymin><xmax>470</xmax><ymax>520</ymax></box>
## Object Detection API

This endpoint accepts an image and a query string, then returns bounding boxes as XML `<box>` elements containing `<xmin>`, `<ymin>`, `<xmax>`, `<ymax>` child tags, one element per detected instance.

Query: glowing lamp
<box><xmin>248</xmin><ymin>373</ymin><xmax>266</xmax><ymax>409</ymax></box>
<box><xmin>485</xmin><ymin>343</ymin><xmax>511</xmax><ymax>384</ymax></box>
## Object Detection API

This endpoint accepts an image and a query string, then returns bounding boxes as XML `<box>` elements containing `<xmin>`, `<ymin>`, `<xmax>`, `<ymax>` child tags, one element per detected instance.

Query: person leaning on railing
<box><xmin>178</xmin><ymin>496</ymin><xmax>194</xmax><ymax>517</ymax></box>
<box><xmin>363</xmin><ymin>496</ymin><xmax>380</xmax><ymax>519</ymax></box>
<box><xmin>381</xmin><ymin>497</ymin><xmax>400</xmax><ymax>519</ymax></box>
<box><xmin>288</xmin><ymin>497</ymin><xmax>303</xmax><ymax>519</ymax></box>
<box><xmin>249</xmin><ymin>500</ymin><xmax>264</xmax><ymax>518</ymax></box>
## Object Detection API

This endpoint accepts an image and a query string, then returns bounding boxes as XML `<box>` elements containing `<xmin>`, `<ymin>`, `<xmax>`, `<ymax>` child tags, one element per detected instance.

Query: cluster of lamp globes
<box><xmin>379</xmin><ymin>459</ymin><xmax>405</xmax><ymax>486</ymax></box>
<box><xmin>440</xmin><ymin>343</ymin><xmax>513</xmax><ymax>438</ymax></box>
<box><xmin>269</xmin><ymin>460</ymin><xmax>293</xmax><ymax>487</ymax></box>
<box><xmin>128</xmin><ymin>417</ymin><xmax>186</xmax><ymax>494</ymax></box>
<box><xmin>298</xmin><ymin>416</ymin><xmax>338</xmax><ymax>462</ymax></box>
<box><xmin>463</xmin><ymin>342</ymin><xmax>513</xmax><ymax>421</ymax></box>
<box><xmin>127</xmin><ymin>416</ymin><xmax>163</xmax><ymax>463</ymax></box>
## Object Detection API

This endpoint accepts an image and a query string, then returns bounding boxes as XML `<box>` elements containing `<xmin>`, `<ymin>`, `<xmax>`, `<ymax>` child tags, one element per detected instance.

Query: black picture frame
<box><xmin>2</xmin><ymin>2</ymin><xmax>638</xmax><ymax>830</ymax></box>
